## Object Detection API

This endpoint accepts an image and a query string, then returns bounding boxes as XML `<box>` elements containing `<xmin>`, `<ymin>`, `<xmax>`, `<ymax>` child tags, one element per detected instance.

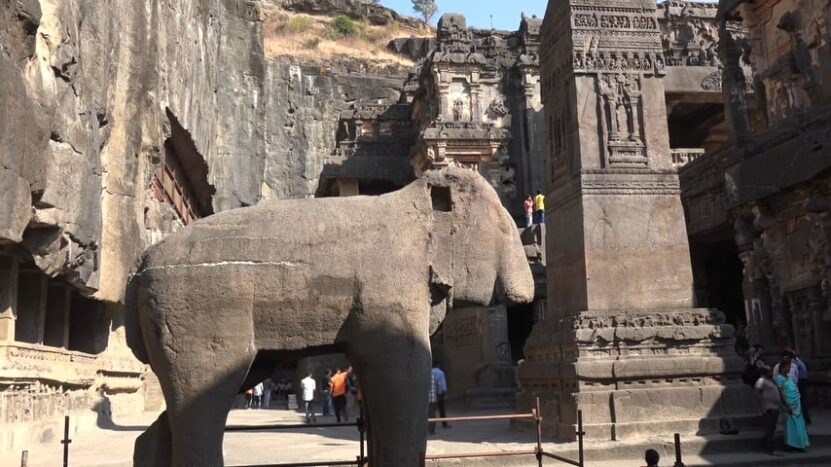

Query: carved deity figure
<box><xmin>452</xmin><ymin>98</ymin><xmax>465</xmax><ymax>122</ymax></box>
<box><xmin>599</xmin><ymin>74</ymin><xmax>642</xmax><ymax>144</ymax></box>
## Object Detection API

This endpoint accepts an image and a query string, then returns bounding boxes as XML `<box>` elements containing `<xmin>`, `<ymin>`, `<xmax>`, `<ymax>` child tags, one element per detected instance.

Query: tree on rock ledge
<box><xmin>412</xmin><ymin>0</ymin><xmax>438</xmax><ymax>22</ymax></box>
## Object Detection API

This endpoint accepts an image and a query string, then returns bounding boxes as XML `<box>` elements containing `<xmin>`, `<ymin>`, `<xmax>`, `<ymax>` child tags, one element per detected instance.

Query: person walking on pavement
<box><xmin>262</xmin><ymin>378</ymin><xmax>274</xmax><ymax>410</ymax></box>
<box><xmin>329</xmin><ymin>367</ymin><xmax>351</xmax><ymax>423</ymax></box>
<box><xmin>320</xmin><ymin>369</ymin><xmax>332</xmax><ymax>416</ymax></box>
<box><xmin>301</xmin><ymin>372</ymin><xmax>317</xmax><ymax>424</ymax></box>
<box><xmin>431</xmin><ymin>362</ymin><xmax>450</xmax><ymax>429</ymax></box>
<box><xmin>533</xmin><ymin>190</ymin><xmax>545</xmax><ymax>225</ymax></box>
<box><xmin>252</xmin><ymin>382</ymin><xmax>264</xmax><ymax>409</ymax></box>
<box><xmin>755</xmin><ymin>367</ymin><xmax>783</xmax><ymax>456</ymax></box>
<box><xmin>427</xmin><ymin>367</ymin><xmax>439</xmax><ymax>435</ymax></box>
<box><xmin>523</xmin><ymin>195</ymin><xmax>534</xmax><ymax>228</ymax></box>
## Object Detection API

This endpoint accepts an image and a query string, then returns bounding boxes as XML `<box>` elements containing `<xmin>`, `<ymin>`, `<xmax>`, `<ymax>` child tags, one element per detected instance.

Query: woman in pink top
<box><xmin>523</xmin><ymin>195</ymin><xmax>533</xmax><ymax>227</ymax></box>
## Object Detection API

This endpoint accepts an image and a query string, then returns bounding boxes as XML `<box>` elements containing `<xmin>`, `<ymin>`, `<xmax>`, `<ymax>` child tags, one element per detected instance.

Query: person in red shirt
<box><xmin>329</xmin><ymin>367</ymin><xmax>352</xmax><ymax>422</ymax></box>
<box><xmin>523</xmin><ymin>195</ymin><xmax>533</xmax><ymax>227</ymax></box>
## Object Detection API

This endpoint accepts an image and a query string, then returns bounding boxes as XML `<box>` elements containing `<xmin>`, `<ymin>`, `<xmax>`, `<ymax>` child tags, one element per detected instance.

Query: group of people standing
<box><xmin>746</xmin><ymin>347</ymin><xmax>811</xmax><ymax>455</ymax></box>
<box><xmin>244</xmin><ymin>379</ymin><xmax>292</xmax><ymax>409</ymax></box>
<box><xmin>523</xmin><ymin>191</ymin><xmax>546</xmax><ymax>228</ymax></box>
<box><xmin>299</xmin><ymin>367</ymin><xmax>359</xmax><ymax>424</ymax></box>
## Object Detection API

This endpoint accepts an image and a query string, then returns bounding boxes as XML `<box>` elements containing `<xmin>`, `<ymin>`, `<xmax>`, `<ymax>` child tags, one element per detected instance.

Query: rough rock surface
<box><xmin>262</xmin><ymin>62</ymin><xmax>407</xmax><ymax>199</ymax></box>
<box><xmin>127</xmin><ymin>167</ymin><xmax>534</xmax><ymax>466</ymax></box>
<box><xmin>0</xmin><ymin>0</ymin><xmax>266</xmax><ymax>302</ymax></box>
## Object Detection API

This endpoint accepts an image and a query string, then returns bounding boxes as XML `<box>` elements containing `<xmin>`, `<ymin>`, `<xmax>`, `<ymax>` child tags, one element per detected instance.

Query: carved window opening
<box><xmin>68</xmin><ymin>294</ymin><xmax>107</xmax><ymax>354</ymax></box>
<box><xmin>151</xmin><ymin>110</ymin><xmax>215</xmax><ymax>225</ymax></box>
<box><xmin>430</xmin><ymin>186</ymin><xmax>453</xmax><ymax>212</ymax></box>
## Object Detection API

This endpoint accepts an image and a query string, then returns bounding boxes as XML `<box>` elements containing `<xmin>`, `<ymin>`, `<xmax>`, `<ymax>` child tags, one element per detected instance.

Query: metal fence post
<box><xmin>673</xmin><ymin>433</ymin><xmax>684</xmax><ymax>467</ymax></box>
<box><xmin>534</xmin><ymin>398</ymin><xmax>543</xmax><ymax>467</ymax></box>
<box><xmin>357</xmin><ymin>417</ymin><xmax>365</xmax><ymax>466</ymax></box>
<box><xmin>577</xmin><ymin>410</ymin><xmax>584</xmax><ymax>467</ymax></box>
<box><xmin>61</xmin><ymin>415</ymin><xmax>71</xmax><ymax>467</ymax></box>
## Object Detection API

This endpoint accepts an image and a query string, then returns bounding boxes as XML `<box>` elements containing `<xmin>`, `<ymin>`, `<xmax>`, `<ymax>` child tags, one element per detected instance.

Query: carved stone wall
<box><xmin>677</xmin><ymin>0</ymin><xmax>831</xmax><ymax>409</ymax></box>
<box><xmin>518</xmin><ymin>0</ymin><xmax>756</xmax><ymax>441</ymax></box>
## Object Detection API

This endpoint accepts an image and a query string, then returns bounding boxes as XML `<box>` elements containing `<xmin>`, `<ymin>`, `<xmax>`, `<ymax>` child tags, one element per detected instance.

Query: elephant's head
<box><xmin>421</xmin><ymin>167</ymin><xmax>535</xmax><ymax>332</ymax></box>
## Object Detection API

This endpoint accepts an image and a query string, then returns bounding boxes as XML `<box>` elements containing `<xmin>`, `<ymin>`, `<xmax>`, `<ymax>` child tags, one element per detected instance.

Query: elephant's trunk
<box><xmin>499</xmin><ymin>226</ymin><xmax>535</xmax><ymax>305</ymax></box>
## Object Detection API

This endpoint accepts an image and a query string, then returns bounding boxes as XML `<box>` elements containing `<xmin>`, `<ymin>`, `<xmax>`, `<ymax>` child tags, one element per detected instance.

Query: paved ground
<box><xmin>3</xmin><ymin>408</ymin><xmax>831</xmax><ymax>466</ymax></box>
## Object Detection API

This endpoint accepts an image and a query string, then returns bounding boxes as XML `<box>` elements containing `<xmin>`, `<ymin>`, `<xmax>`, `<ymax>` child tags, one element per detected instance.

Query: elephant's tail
<box><xmin>125</xmin><ymin>261</ymin><xmax>150</xmax><ymax>365</ymax></box>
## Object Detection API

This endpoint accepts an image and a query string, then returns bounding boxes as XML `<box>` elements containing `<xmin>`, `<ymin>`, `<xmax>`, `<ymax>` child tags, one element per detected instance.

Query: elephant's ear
<box><xmin>428</xmin><ymin>184</ymin><xmax>454</xmax><ymax>335</ymax></box>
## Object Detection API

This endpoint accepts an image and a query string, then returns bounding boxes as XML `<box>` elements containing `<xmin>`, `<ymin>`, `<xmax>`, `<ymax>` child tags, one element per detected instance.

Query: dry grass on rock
<box><xmin>262</xmin><ymin>6</ymin><xmax>432</xmax><ymax>70</ymax></box>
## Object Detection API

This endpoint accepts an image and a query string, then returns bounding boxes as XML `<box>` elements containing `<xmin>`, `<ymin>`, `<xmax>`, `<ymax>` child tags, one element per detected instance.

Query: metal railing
<box><xmin>425</xmin><ymin>398</ymin><xmax>584</xmax><ymax>467</ymax></box>
<box><xmin>227</xmin><ymin>418</ymin><xmax>368</xmax><ymax>467</ymax></box>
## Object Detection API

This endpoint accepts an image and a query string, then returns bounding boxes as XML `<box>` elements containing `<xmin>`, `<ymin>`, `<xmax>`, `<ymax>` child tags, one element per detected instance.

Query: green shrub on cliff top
<box><xmin>325</xmin><ymin>15</ymin><xmax>359</xmax><ymax>39</ymax></box>
<box><xmin>284</xmin><ymin>15</ymin><xmax>314</xmax><ymax>34</ymax></box>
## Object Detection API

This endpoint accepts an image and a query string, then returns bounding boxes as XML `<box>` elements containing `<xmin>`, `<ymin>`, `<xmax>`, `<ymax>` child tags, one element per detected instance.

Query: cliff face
<box><xmin>0</xmin><ymin>0</ymin><xmax>266</xmax><ymax>303</ymax></box>
<box><xmin>1</xmin><ymin>0</ymin><xmax>427</xmax><ymax>303</ymax></box>
<box><xmin>262</xmin><ymin>63</ymin><xmax>407</xmax><ymax>199</ymax></box>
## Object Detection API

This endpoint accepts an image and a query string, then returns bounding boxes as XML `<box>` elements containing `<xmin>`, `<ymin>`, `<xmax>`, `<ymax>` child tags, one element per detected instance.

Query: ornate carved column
<box><xmin>517</xmin><ymin>0</ymin><xmax>754</xmax><ymax>441</ymax></box>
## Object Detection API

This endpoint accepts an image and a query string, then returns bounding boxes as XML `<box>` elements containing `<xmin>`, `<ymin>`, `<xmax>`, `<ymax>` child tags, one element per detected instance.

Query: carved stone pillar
<box><xmin>517</xmin><ymin>0</ymin><xmax>754</xmax><ymax>441</ymax></box>
<box><xmin>0</xmin><ymin>256</ymin><xmax>19</xmax><ymax>342</ymax></box>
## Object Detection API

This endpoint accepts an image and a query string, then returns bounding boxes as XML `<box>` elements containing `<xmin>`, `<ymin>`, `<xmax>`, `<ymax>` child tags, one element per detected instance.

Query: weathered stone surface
<box><xmin>262</xmin><ymin>62</ymin><xmax>407</xmax><ymax>199</ymax></box>
<box><xmin>677</xmin><ymin>0</ymin><xmax>831</xmax><ymax>406</ymax></box>
<box><xmin>127</xmin><ymin>167</ymin><xmax>534</xmax><ymax>466</ymax></box>
<box><xmin>0</xmin><ymin>0</ymin><xmax>266</xmax><ymax>456</ymax></box>
<box><xmin>517</xmin><ymin>0</ymin><xmax>756</xmax><ymax>441</ymax></box>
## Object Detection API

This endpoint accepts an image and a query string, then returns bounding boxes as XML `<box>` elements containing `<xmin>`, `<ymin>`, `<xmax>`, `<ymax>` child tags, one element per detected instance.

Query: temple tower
<box><xmin>517</xmin><ymin>0</ymin><xmax>754</xmax><ymax>440</ymax></box>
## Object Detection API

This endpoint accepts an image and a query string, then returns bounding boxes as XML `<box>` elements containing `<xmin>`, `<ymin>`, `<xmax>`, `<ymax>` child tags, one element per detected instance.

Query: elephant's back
<box><xmin>138</xmin><ymin>190</ymin><xmax>432</xmax><ymax>281</ymax></box>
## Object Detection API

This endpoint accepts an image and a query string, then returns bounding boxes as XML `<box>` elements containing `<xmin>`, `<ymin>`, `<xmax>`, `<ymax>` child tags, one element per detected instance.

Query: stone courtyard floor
<box><xmin>3</xmin><ymin>408</ymin><xmax>831</xmax><ymax>466</ymax></box>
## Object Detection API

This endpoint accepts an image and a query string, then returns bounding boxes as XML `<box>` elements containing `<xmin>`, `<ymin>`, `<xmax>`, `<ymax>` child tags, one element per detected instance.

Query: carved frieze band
<box><xmin>550</xmin><ymin>172</ymin><xmax>682</xmax><ymax>210</ymax></box>
<box><xmin>573</xmin><ymin>50</ymin><xmax>666</xmax><ymax>75</ymax></box>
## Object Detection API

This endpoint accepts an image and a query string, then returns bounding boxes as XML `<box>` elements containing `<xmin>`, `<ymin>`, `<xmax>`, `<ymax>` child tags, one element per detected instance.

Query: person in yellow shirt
<box><xmin>533</xmin><ymin>190</ymin><xmax>545</xmax><ymax>224</ymax></box>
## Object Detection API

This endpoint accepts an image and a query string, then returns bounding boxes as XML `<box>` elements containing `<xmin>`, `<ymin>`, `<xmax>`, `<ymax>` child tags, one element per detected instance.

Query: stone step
<box><xmin>463</xmin><ymin>388</ymin><xmax>516</xmax><ymax>411</ymax></box>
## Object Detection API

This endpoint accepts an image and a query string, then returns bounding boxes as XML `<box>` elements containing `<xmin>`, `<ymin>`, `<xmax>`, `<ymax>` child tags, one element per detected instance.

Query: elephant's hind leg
<box><xmin>134</xmin><ymin>411</ymin><xmax>172</xmax><ymax>467</ymax></box>
<box><xmin>165</xmin><ymin>345</ymin><xmax>255</xmax><ymax>467</ymax></box>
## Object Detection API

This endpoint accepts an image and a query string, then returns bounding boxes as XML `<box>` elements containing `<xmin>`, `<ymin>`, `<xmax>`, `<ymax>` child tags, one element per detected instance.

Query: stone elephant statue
<box><xmin>126</xmin><ymin>167</ymin><xmax>534</xmax><ymax>467</ymax></box>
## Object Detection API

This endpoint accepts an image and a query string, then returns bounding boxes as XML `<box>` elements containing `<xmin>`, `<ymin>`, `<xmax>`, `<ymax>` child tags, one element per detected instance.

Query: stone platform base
<box><xmin>518</xmin><ymin>308</ymin><xmax>758</xmax><ymax>441</ymax></box>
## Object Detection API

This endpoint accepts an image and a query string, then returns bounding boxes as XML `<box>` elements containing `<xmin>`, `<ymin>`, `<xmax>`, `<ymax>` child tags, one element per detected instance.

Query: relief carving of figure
<box><xmin>452</xmin><ymin>98</ymin><xmax>465</xmax><ymax>122</ymax></box>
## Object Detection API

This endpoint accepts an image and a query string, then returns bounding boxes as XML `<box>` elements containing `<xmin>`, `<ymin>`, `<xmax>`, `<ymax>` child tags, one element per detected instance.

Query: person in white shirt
<box><xmin>301</xmin><ymin>372</ymin><xmax>317</xmax><ymax>423</ymax></box>
<box><xmin>252</xmin><ymin>382</ymin><xmax>264</xmax><ymax>409</ymax></box>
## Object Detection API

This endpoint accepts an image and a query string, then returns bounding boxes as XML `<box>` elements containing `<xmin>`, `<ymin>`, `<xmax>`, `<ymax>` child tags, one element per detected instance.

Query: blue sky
<box><xmin>381</xmin><ymin>0</ymin><xmax>548</xmax><ymax>30</ymax></box>
<box><xmin>381</xmin><ymin>1</ymin><xmax>719</xmax><ymax>30</ymax></box>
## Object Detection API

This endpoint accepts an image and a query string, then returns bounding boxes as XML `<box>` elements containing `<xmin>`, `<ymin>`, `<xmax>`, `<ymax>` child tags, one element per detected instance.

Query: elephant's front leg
<box><xmin>349</xmin><ymin>320</ymin><xmax>432</xmax><ymax>467</ymax></box>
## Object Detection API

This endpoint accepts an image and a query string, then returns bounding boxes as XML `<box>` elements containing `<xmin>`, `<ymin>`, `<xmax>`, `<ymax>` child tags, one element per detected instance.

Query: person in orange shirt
<box><xmin>329</xmin><ymin>367</ymin><xmax>352</xmax><ymax>423</ymax></box>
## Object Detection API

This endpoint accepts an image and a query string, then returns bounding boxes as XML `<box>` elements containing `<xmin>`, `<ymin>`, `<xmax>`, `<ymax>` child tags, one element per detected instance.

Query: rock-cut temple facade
<box><xmin>1</xmin><ymin>0</ymin><xmax>830</xmax><ymax>454</ymax></box>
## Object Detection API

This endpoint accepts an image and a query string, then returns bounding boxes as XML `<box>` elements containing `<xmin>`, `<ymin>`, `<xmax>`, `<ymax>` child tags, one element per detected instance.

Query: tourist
<box><xmin>755</xmin><ymin>367</ymin><xmax>783</xmax><ymax>456</ymax></box>
<box><xmin>523</xmin><ymin>195</ymin><xmax>534</xmax><ymax>227</ymax></box>
<box><xmin>644</xmin><ymin>449</ymin><xmax>660</xmax><ymax>467</ymax></box>
<box><xmin>301</xmin><ymin>372</ymin><xmax>317</xmax><ymax>424</ymax></box>
<box><xmin>431</xmin><ymin>362</ymin><xmax>450</xmax><ymax>429</ymax></box>
<box><xmin>533</xmin><ymin>190</ymin><xmax>545</xmax><ymax>224</ymax></box>
<box><xmin>252</xmin><ymin>381</ymin><xmax>264</xmax><ymax>409</ymax></box>
<box><xmin>262</xmin><ymin>378</ymin><xmax>274</xmax><ymax>410</ymax></box>
<box><xmin>742</xmin><ymin>344</ymin><xmax>768</xmax><ymax>386</ymax></box>
<box><xmin>330</xmin><ymin>367</ymin><xmax>351</xmax><ymax>423</ymax></box>
<box><xmin>773</xmin><ymin>349</ymin><xmax>811</xmax><ymax>425</ymax></box>
<box><xmin>428</xmin><ymin>366</ymin><xmax>439</xmax><ymax>435</ymax></box>
<box><xmin>321</xmin><ymin>369</ymin><xmax>332</xmax><ymax>416</ymax></box>
<box><xmin>245</xmin><ymin>387</ymin><xmax>254</xmax><ymax>409</ymax></box>
<box><xmin>774</xmin><ymin>362</ymin><xmax>810</xmax><ymax>452</ymax></box>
